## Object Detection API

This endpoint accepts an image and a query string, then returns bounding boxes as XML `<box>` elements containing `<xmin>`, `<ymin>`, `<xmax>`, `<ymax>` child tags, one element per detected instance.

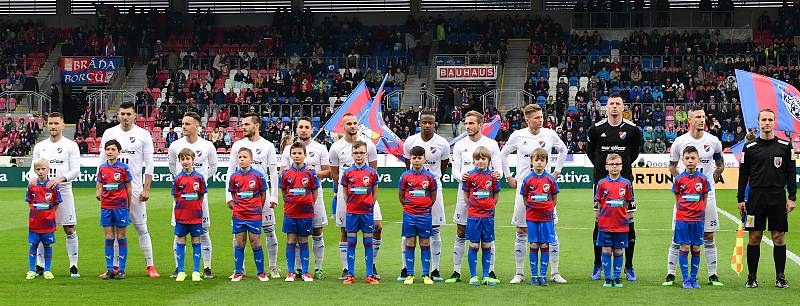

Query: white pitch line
<box><xmin>718</xmin><ymin>208</ymin><xmax>800</xmax><ymax>267</ymax></box>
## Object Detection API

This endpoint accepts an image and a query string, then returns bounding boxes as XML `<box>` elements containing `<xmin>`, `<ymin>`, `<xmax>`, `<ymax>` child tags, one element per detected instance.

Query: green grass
<box><xmin>1</xmin><ymin>187</ymin><xmax>799</xmax><ymax>305</ymax></box>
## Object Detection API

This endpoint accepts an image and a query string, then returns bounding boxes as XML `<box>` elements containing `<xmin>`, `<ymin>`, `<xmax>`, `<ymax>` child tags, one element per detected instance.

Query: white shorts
<box><xmin>129</xmin><ymin>189</ymin><xmax>148</xmax><ymax>225</ymax></box>
<box><xmin>671</xmin><ymin>189</ymin><xmax>720</xmax><ymax>233</ymax></box>
<box><xmin>335</xmin><ymin>184</ymin><xmax>383</xmax><ymax>227</ymax></box>
<box><xmin>313</xmin><ymin>188</ymin><xmax>328</xmax><ymax>228</ymax></box>
<box><xmin>432</xmin><ymin>185</ymin><xmax>445</xmax><ymax>226</ymax></box>
<box><xmin>171</xmin><ymin>194</ymin><xmax>211</xmax><ymax>229</ymax></box>
<box><xmin>55</xmin><ymin>184</ymin><xmax>76</xmax><ymax>226</ymax></box>
<box><xmin>453</xmin><ymin>183</ymin><xmax>467</xmax><ymax>225</ymax></box>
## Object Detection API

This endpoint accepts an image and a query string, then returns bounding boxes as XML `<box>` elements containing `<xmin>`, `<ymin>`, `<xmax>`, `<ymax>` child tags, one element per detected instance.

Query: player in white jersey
<box><xmin>663</xmin><ymin>106</ymin><xmax>726</xmax><ymax>287</ymax></box>
<box><xmin>28</xmin><ymin>112</ymin><xmax>82</xmax><ymax>277</ymax></box>
<box><xmin>167</xmin><ymin>112</ymin><xmax>218</xmax><ymax>279</ymax></box>
<box><xmin>97</xmin><ymin>102</ymin><xmax>160</xmax><ymax>278</ymax></box>
<box><xmin>396</xmin><ymin>111</ymin><xmax>450</xmax><ymax>282</ymax></box>
<box><xmin>501</xmin><ymin>104</ymin><xmax>568</xmax><ymax>284</ymax></box>
<box><xmin>444</xmin><ymin>110</ymin><xmax>503</xmax><ymax>284</ymax></box>
<box><xmin>329</xmin><ymin>112</ymin><xmax>383</xmax><ymax>280</ymax></box>
<box><xmin>281</xmin><ymin>117</ymin><xmax>331</xmax><ymax>280</ymax></box>
<box><xmin>225</xmin><ymin>113</ymin><xmax>281</xmax><ymax>279</ymax></box>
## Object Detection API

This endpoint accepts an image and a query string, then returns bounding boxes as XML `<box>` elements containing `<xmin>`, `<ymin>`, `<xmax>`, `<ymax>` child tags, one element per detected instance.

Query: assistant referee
<box><xmin>587</xmin><ymin>94</ymin><xmax>643</xmax><ymax>281</ymax></box>
<box><xmin>737</xmin><ymin>109</ymin><xmax>796</xmax><ymax>289</ymax></box>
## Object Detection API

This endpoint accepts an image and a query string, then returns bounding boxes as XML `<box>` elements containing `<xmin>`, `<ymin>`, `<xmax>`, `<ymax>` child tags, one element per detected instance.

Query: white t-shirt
<box><xmin>329</xmin><ymin>138</ymin><xmax>378</xmax><ymax>183</ymax></box>
<box><xmin>451</xmin><ymin>135</ymin><xmax>503</xmax><ymax>182</ymax></box>
<box><xmin>226</xmin><ymin>137</ymin><xmax>279</xmax><ymax>202</ymax></box>
<box><xmin>281</xmin><ymin>140</ymin><xmax>330</xmax><ymax>173</ymax></box>
<box><xmin>99</xmin><ymin>125</ymin><xmax>154</xmax><ymax>190</ymax></box>
<box><xmin>501</xmin><ymin>127</ymin><xmax>567</xmax><ymax>179</ymax></box>
<box><xmin>670</xmin><ymin>131</ymin><xmax>723</xmax><ymax>184</ymax></box>
<box><xmin>403</xmin><ymin>133</ymin><xmax>451</xmax><ymax>181</ymax></box>
<box><xmin>167</xmin><ymin>136</ymin><xmax>218</xmax><ymax>178</ymax></box>
<box><xmin>28</xmin><ymin>137</ymin><xmax>81</xmax><ymax>186</ymax></box>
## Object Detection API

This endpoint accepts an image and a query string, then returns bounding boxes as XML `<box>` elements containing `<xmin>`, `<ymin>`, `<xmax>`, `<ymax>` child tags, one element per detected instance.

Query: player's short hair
<box><xmin>758</xmin><ymin>108</ymin><xmax>776</xmax><ymax>120</ymax></box>
<box><xmin>464</xmin><ymin>110</ymin><xmax>484</xmax><ymax>124</ymax></box>
<box><xmin>32</xmin><ymin>158</ymin><xmax>49</xmax><ymax>169</ymax></box>
<box><xmin>523</xmin><ymin>104</ymin><xmax>543</xmax><ymax>116</ymax></box>
<box><xmin>119</xmin><ymin>102</ymin><xmax>135</xmax><ymax>111</ymax></box>
<box><xmin>472</xmin><ymin>146</ymin><xmax>492</xmax><ymax>161</ymax></box>
<box><xmin>410</xmin><ymin>146</ymin><xmax>426</xmax><ymax>157</ymax></box>
<box><xmin>243</xmin><ymin>112</ymin><xmax>261</xmax><ymax>125</ymax></box>
<box><xmin>290</xmin><ymin>141</ymin><xmax>306</xmax><ymax>154</ymax></box>
<box><xmin>342</xmin><ymin>112</ymin><xmax>356</xmax><ymax>120</ymax></box>
<box><xmin>296</xmin><ymin>116</ymin><xmax>313</xmax><ymax>126</ymax></box>
<box><xmin>689</xmin><ymin>105</ymin><xmax>705</xmax><ymax>113</ymax></box>
<box><xmin>352</xmin><ymin>140</ymin><xmax>367</xmax><ymax>151</ymax></box>
<box><xmin>419</xmin><ymin>111</ymin><xmax>436</xmax><ymax>119</ymax></box>
<box><xmin>608</xmin><ymin>93</ymin><xmax>622</xmax><ymax>100</ymax></box>
<box><xmin>105</xmin><ymin>139</ymin><xmax>122</xmax><ymax>151</ymax></box>
<box><xmin>531</xmin><ymin>148</ymin><xmax>548</xmax><ymax>161</ymax></box>
<box><xmin>606</xmin><ymin>153</ymin><xmax>622</xmax><ymax>163</ymax></box>
<box><xmin>682</xmin><ymin>145</ymin><xmax>699</xmax><ymax>156</ymax></box>
<box><xmin>184</xmin><ymin>111</ymin><xmax>202</xmax><ymax>125</ymax></box>
<box><xmin>178</xmin><ymin>148</ymin><xmax>195</xmax><ymax>160</ymax></box>
<box><xmin>48</xmin><ymin>112</ymin><xmax>64</xmax><ymax>120</ymax></box>
<box><xmin>238</xmin><ymin>147</ymin><xmax>253</xmax><ymax>157</ymax></box>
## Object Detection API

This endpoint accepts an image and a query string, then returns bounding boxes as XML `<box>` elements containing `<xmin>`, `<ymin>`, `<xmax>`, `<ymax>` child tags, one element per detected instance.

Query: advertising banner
<box><xmin>436</xmin><ymin>65</ymin><xmax>497</xmax><ymax>81</ymax></box>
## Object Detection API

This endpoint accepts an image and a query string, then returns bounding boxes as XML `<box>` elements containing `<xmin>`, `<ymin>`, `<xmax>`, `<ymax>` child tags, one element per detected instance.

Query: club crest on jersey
<box><xmin>362</xmin><ymin>176</ymin><xmax>371</xmax><ymax>186</ymax></box>
<box><xmin>703</xmin><ymin>144</ymin><xmax>710</xmax><ymax>152</ymax></box>
<box><xmin>485</xmin><ymin>180</ymin><xmax>493</xmax><ymax>189</ymax></box>
<box><xmin>619</xmin><ymin>132</ymin><xmax>627</xmax><ymax>139</ymax></box>
<box><xmin>129</xmin><ymin>136</ymin><xmax>136</xmax><ymax>143</ymax></box>
<box><xmin>431</xmin><ymin>147</ymin><xmax>438</xmax><ymax>154</ymax></box>
<box><xmin>422</xmin><ymin>180</ymin><xmax>429</xmax><ymax>189</ymax></box>
<box><xmin>539</xmin><ymin>140</ymin><xmax>546</xmax><ymax>148</ymax></box>
<box><xmin>255</xmin><ymin>148</ymin><xmax>262</xmax><ymax>155</ymax></box>
<box><xmin>44</xmin><ymin>193</ymin><xmax>52</xmax><ymax>201</ymax></box>
<box><xmin>694</xmin><ymin>182</ymin><xmax>702</xmax><ymax>192</ymax></box>
<box><xmin>308</xmin><ymin>152</ymin><xmax>315</xmax><ymax>158</ymax></box>
<box><xmin>193</xmin><ymin>182</ymin><xmax>200</xmax><ymax>191</ymax></box>
<box><xmin>775</xmin><ymin>157</ymin><xmax>783</xmax><ymax>168</ymax></box>
<box><xmin>113</xmin><ymin>173</ymin><xmax>121</xmax><ymax>181</ymax></box>
<box><xmin>302</xmin><ymin>178</ymin><xmax>309</xmax><ymax>186</ymax></box>
<box><xmin>196</xmin><ymin>150</ymin><xmax>202</xmax><ymax>157</ymax></box>
<box><xmin>57</xmin><ymin>147</ymin><xmax>63</xmax><ymax>154</ymax></box>
<box><xmin>618</xmin><ymin>188</ymin><xmax>626</xmax><ymax>197</ymax></box>
<box><xmin>248</xmin><ymin>180</ymin><xmax>256</xmax><ymax>189</ymax></box>
<box><xmin>543</xmin><ymin>184</ymin><xmax>550</xmax><ymax>193</ymax></box>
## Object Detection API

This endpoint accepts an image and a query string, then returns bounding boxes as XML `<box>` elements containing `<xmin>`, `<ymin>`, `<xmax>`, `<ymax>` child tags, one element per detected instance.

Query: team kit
<box><xmin>24</xmin><ymin>102</ymin><xmax>734</xmax><ymax>289</ymax></box>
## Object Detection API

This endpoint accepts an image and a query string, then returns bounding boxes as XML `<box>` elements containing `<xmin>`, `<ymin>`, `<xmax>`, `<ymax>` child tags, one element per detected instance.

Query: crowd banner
<box><xmin>60</xmin><ymin>56</ymin><xmax>122</xmax><ymax>84</ymax></box>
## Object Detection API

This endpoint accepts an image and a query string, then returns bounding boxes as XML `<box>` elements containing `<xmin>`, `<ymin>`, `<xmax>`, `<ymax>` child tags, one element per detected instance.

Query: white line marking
<box><xmin>718</xmin><ymin>208</ymin><xmax>800</xmax><ymax>267</ymax></box>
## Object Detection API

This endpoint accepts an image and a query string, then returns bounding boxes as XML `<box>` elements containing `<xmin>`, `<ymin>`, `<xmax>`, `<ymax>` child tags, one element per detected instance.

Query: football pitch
<box><xmin>2</xmin><ymin>187</ymin><xmax>799</xmax><ymax>305</ymax></box>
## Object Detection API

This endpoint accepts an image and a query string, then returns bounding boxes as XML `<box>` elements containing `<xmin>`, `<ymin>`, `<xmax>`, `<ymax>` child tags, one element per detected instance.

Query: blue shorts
<box><xmin>100</xmin><ymin>208</ymin><xmax>130</xmax><ymax>227</ymax></box>
<box><xmin>232</xmin><ymin>219</ymin><xmax>262</xmax><ymax>234</ymax></box>
<box><xmin>28</xmin><ymin>232</ymin><xmax>55</xmax><ymax>245</ymax></box>
<box><xmin>345</xmin><ymin>213</ymin><xmax>374</xmax><ymax>233</ymax></box>
<box><xmin>595</xmin><ymin>231</ymin><xmax>628</xmax><ymax>249</ymax></box>
<box><xmin>526</xmin><ymin>221</ymin><xmax>556</xmax><ymax>243</ymax></box>
<box><xmin>466</xmin><ymin>217</ymin><xmax>495</xmax><ymax>243</ymax></box>
<box><xmin>175</xmin><ymin>223</ymin><xmax>203</xmax><ymax>237</ymax></box>
<box><xmin>402</xmin><ymin>213</ymin><xmax>432</xmax><ymax>238</ymax></box>
<box><xmin>673</xmin><ymin>221</ymin><xmax>704</xmax><ymax>246</ymax></box>
<box><xmin>283</xmin><ymin>217</ymin><xmax>313</xmax><ymax>236</ymax></box>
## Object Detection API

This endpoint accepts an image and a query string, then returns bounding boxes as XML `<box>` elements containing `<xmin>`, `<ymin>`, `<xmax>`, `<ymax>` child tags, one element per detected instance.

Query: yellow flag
<box><xmin>730</xmin><ymin>224</ymin><xmax>745</xmax><ymax>275</ymax></box>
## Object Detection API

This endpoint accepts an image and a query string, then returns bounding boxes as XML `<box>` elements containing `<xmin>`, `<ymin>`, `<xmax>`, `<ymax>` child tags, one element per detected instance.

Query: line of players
<box><xmin>23</xmin><ymin>98</ymin><xmax>729</xmax><ymax>287</ymax></box>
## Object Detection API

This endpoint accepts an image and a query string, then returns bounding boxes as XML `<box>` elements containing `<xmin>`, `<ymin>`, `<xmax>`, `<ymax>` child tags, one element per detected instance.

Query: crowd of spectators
<box><xmin>0</xmin><ymin>117</ymin><xmax>42</xmax><ymax>157</ymax></box>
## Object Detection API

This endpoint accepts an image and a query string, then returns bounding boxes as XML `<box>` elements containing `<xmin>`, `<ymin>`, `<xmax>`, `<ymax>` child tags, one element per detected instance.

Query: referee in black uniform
<box><xmin>737</xmin><ymin>109</ymin><xmax>796</xmax><ymax>288</ymax></box>
<box><xmin>587</xmin><ymin>94</ymin><xmax>643</xmax><ymax>280</ymax></box>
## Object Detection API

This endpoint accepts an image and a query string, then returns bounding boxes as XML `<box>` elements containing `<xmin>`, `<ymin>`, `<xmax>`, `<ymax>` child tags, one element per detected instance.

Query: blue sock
<box><xmin>529</xmin><ymin>246</ymin><xmax>539</xmax><ymax>277</ymax></box>
<box><xmin>420</xmin><ymin>245</ymin><xmax>431</xmax><ymax>276</ymax></box>
<box><xmin>601</xmin><ymin>252</ymin><xmax>612</xmax><ymax>280</ymax></box>
<box><xmin>117</xmin><ymin>238</ymin><xmax>128</xmax><ymax>272</ymax></box>
<box><xmin>176</xmin><ymin>242</ymin><xmax>186</xmax><ymax>272</ymax></box>
<box><xmin>482</xmin><ymin>247</ymin><xmax>492</xmax><ymax>278</ymax></box>
<box><xmin>43</xmin><ymin>245</ymin><xmax>52</xmax><ymax>271</ymax></box>
<box><xmin>192</xmin><ymin>243</ymin><xmax>201</xmax><ymax>273</ymax></box>
<box><xmin>540</xmin><ymin>246</ymin><xmax>550</xmax><ymax>278</ymax></box>
<box><xmin>405</xmin><ymin>246</ymin><xmax>416</xmax><ymax>276</ymax></box>
<box><xmin>679</xmin><ymin>250</ymin><xmax>689</xmax><ymax>281</ymax></box>
<box><xmin>468</xmin><ymin>246</ymin><xmax>479</xmax><ymax>277</ymax></box>
<box><xmin>234</xmin><ymin>246</ymin><xmax>245</xmax><ymax>273</ymax></box>
<box><xmin>28</xmin><ymin>243</ymin><xmax>37</xmax><ymax>271</ymax></box>
<box><xmin>104</xmin><ymin>239</ymin><xmax>115</xmax><ymax>271</ymax></box>
<box><xmin>299</xmin><ymin>242</ymin><xmax>310</xmax><ymax>274</ymax></box>
<box><xmin>364</xmin><ymin>237</ymin><xmax>374</xmax><ymax>277</ymax></box>
<box><xmin>286</xmin><ymin>243</ymin><xmax>296</xmax><ymax>274</ymax></box>
<box><xmin>613</xmin><ymin>253</ymin><xmax>623</xmax><ymax>280</ymax></box>
<box><xmin>253</xmin><ymin>246</ymin><xmax>265</xmax><ymax>275</ymax></box>
<box><xmin>690</xmin><ymin>251</ymin><xmax>700</xmax><ymax>280</ymax></box>
<box><xmin>347</xmin><ymin>236</ymin><xmax>357</xmax><ymax>276</ymax></box>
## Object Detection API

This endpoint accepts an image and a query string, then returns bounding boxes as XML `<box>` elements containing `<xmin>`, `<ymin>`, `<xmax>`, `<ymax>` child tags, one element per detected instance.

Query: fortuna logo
<box><xmin>618</xmin><ymin>188</ymin><xmax>626</xmax><ymax>197</ymax></box>
<box><xmin>703</xmin><ymin>144</ymin><xmax>710</xmax><ymax>152</ymax></box>
<box><xmin>695</xmin><ymin>182</ymin><xmax>702</xmax><ymax>192</ymax></box>
<box><xmin>362</xmin><ymin>176</ymin><xmax>371</xmax><ymax>185</ymax></box>
<box><xmin>249</xmin><ymin>180</ymin><xmax>256</xmax><ymax>189</ymax></box>
<box><xmin>539</xmin><ymin>140</ymin><xmax>546</xmax><ymax>148</ymax></box>
<box><xmin>193</xmin><ymin>182</ymin><xmax>200</xmax><ymax>191</ymax></box>
<box><xmin>129</xmin><ymin>136</ymin><xmax>136</xmax><ymax>143</ymax></box>
<box><xmin>302</xmin><ymin>178</ymin><xmax>309</xmax><ymax>186</ymax></box>
<box><xmin>619</xmin><ymin>131</ymin><xmax>627</xmax><ymax>139</ymax></box>
<box><xmin>44</xmin><ymin>193</ymin><xmax>52</xmax><ymax>201</ymax></box>
<box><xmin>57</xmin><ymin>147</ymin><xmax>63</xmax><ymax>154</ymax></box>
<box><xmin>543</xmin><ymin>184</ymin><xmax>550</xmax><ymax>193</ymax></box>
<box><xmin>113</xmin><ymin>173</ymin><xmax>121</xmax><ymax>181</ymax></box>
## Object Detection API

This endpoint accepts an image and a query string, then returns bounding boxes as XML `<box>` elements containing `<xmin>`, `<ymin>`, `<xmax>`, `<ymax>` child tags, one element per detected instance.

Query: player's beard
<box><xmin>298</xmin><ymin>134</ymin><xmax>310</xmax><ymax>142</ymax></box>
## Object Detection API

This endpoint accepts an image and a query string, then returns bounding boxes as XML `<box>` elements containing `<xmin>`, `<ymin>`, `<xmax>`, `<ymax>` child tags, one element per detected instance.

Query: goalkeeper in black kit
<box><xmin>586</xmin><ymin>95</ymin><xmax>643</xmax><ymax>281</ymax></box>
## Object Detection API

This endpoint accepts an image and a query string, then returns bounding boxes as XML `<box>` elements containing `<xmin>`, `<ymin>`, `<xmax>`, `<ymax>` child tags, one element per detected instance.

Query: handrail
<box><xmin>571</xmin><ymin>10</ymin><xmax>748</xmax><ymax>29</ymax></box>
<box><xmin>0</xmin><ymin>91</ymin><xmax>52</xmax><ymax>114</ymax></box>
<box><xmin>155</xmin><ymin>55</ymin><xmax>409</xmax><ymax>75</ymax></box>
<box><xmin>386</xmin><ymin>89</ymin><xmax>439</xmax><ymax>111</ymax></box>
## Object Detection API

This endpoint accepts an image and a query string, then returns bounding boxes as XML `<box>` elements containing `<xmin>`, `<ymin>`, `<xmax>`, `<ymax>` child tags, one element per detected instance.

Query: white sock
<box><xmin>550</xmin><ymin>236</ymin><xmax>560</xmax><ymax>275</ymax></box>
<box><xmin>489</xmin><ymin>242</ymin><xmax>496</xmax><ymax>272</ymax></box>
<box><xmin>338</xmin><ymin>241</ymin><xmax>348</xmax><ymax>270</ymax></box>
<box><xmin>312</xmin><ymin>234</ymin><xmax>324</xmax><ymax>270</ymax></box>
<box><xmin>514</xmin><ymin>233</ymin><xmax>526</xmax><ymax>275</ymax></box>
<box><xmin>704</xmin><ymin>239</ymin><xmax>718</xmax><ymax>276</ymax></box>
<box><xmin>200</xmin><ymin>229</ymin><xmax>212</xmax><ymax>269</ymax></box>
<box><xmin>263</xmin><ymin>225</ymin><xmax>279</xmax><ymax>267</ymax></box>
<box><xmin>373</xmin><ymin>239</ymin><xmax>382</xmax><ymax>263</ymax></box>
<box><xmin>173</xmin><ymin>236</ymin><xmax>179</xmax><ymax>268</ymax></box>
<box><xmin>401</xmin><ymin>236</ymin><xmax>407</xmax><ymax>269</ymax></box>
<box><xmin>66</xmin><ymin>232</ymin><xmax>79</xmax><ymax>267</ymax></box>
<box><xmin>134</xmin><ymin>223</ymin><xmax>154</xmax><ymax>267</ymax></box>
<box><xmin>453</xmin><ymin>236</ymin><xmax>466</xmax><ymax>274</ymax></box>
<box><xmin>431</xmin><ymin>227</ymin><xmax>442</xmax><ymax>271</ymax></box>
<box><xmin>113</xmin><ymin>239</ymin><xmax>119</xmax><ymax>267</ymax></box>
<box><xmin>295</xmin><ymin>243</ymin><xmax>301</xmax><ymax>271</ymax></box>
<box><xmin>36</xmin><ymin>243</ymin><xmax>45</xmax><ymax>267</ymax></box>
<box><xmin>667</xmin><ymin>242</ymin><xmax>679</xmax><ymax>275</ymax></box>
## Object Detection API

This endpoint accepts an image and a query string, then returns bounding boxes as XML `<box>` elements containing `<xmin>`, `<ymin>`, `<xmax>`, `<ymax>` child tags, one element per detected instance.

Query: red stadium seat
<box><xmin>8</xmin><ymin>98</ymin><xmax>15</xmax><ymax>110</ymax></box>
